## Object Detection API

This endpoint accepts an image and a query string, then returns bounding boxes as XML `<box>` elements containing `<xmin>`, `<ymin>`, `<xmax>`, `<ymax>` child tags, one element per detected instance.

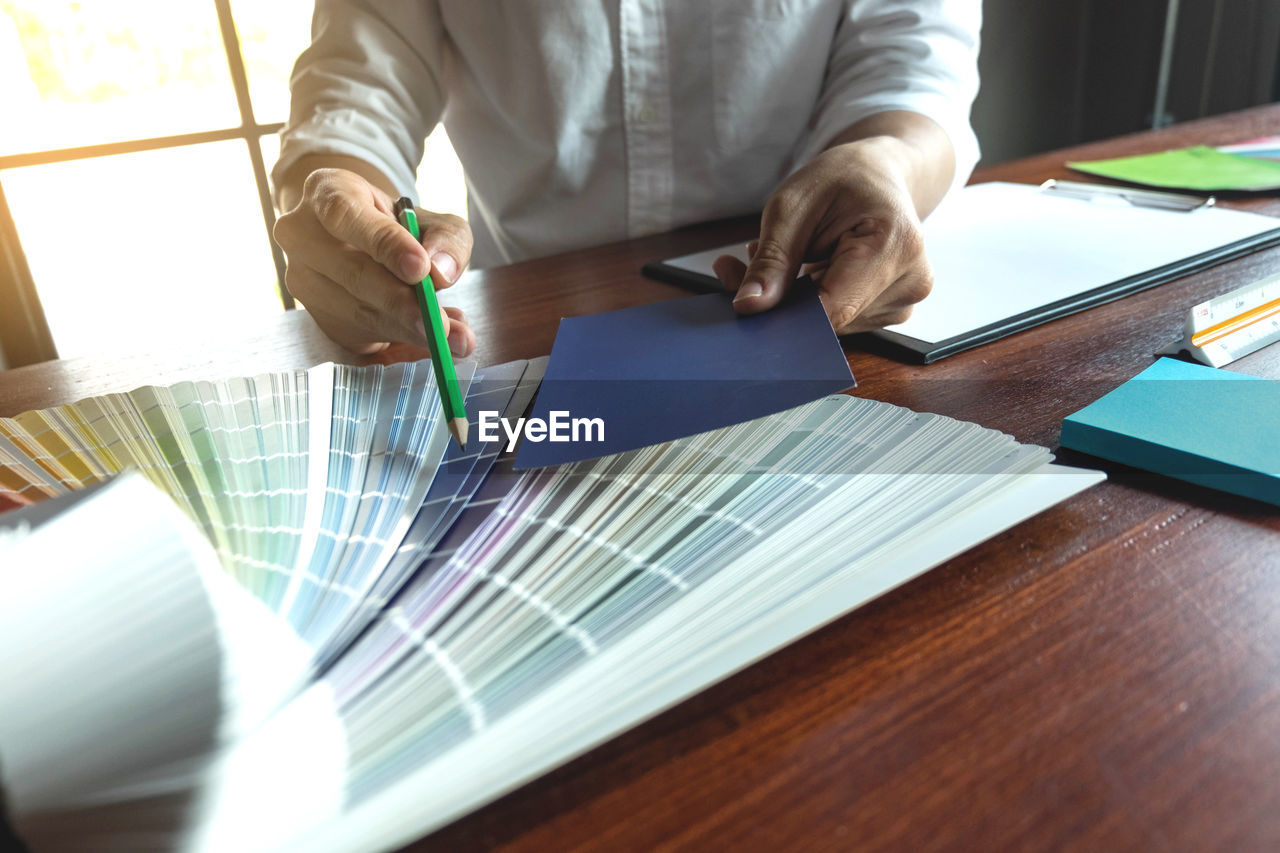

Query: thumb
<box><xmin>732</xmin><ymin>197</ymin><xmax>807</xmax><ymax>315</ymax></box>
<box><xmin>308</xmin><ymin>170</ymin><xmax>430</xmax><ymax>282</ymax></box>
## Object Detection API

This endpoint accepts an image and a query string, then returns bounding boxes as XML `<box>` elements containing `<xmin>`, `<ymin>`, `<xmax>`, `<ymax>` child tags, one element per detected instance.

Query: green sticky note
<box><xmin>1061</xmin><ymin>358</ymin><xmax>1280</xmax><ymax>506</ymax></box>
<box><xmin>1068</xmin><ymin>145</ymin><xmax>1280</xmax><ymax>192</ymax></box>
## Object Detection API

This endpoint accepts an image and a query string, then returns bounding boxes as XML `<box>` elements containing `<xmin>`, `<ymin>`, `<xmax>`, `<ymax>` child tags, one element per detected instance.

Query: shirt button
<box><xmin>635</xmin><ymin>103</ymin><xmax>656</xmax><ymax>123</ymax></box>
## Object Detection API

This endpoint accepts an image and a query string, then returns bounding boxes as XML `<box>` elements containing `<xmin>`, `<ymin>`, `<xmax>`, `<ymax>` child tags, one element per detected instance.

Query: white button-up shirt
<box><xmin>275</xmin><ymin>0</ymin><xmax>981</xmax><ymax>268</ymax></box>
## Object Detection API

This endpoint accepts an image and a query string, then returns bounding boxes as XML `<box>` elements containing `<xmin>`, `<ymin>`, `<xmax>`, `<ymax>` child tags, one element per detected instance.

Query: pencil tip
<box><xmin>448</xmin><ymin>416</ymin><xmax>469</xmax><ymax>450</ymax></box>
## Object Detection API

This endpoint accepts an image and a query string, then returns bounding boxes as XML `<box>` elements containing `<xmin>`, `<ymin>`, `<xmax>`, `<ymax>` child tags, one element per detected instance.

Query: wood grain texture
<box><xmin>2</xmin><ymin>105</ymin><xmax>1278</xmax><ymax>852</ymax></box>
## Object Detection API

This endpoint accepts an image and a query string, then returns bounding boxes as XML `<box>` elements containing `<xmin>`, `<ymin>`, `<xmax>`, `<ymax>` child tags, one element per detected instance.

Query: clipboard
<box><xmin>643</xmin><ymin>181</ymin><xmax>1280</xmax><ymax>363</ymax></box>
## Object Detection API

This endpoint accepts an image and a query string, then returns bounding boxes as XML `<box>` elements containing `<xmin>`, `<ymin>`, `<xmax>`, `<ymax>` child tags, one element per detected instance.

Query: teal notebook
<box><xmin>1061</xmin><ymin>358</ymin><xmax>1280</xmax><ymax>506</ymax></box>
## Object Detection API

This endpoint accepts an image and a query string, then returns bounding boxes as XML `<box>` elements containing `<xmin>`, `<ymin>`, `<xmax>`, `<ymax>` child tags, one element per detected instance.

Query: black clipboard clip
<box><xmin>1039</xmin><ymin>179</ymin><xmax>1215</xmax><ymax>212</ymax></box>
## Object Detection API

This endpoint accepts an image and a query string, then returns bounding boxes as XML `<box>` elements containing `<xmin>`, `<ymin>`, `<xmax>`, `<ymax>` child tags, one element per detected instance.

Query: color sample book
<box><xmin>0</xmin><ymin>358</ymin><xmax>543</xmax><ymax>662</ymax></box>
<box><xmin>0</xmin><ymin>356</ymin><xmax>1104</xmax><ymax>852</ymax></box>
<box><xmin>1061</xmin><ymin>357</ymin><xmax>1280</xmax><ymax>506</ymax></box>
<box><xmin>1068</xmin><ymin>145</ymin><xmax>1280</xmax><ymax>191</ymax></box>
<box><xmin>514</xmin><ymin>283</ymin><xmax>855</xmax><ymax>468</ymax></box>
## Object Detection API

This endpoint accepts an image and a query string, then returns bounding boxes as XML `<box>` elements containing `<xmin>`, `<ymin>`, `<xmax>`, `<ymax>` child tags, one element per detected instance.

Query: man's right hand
<box><xmin>273</xmin><ymin>166</ymin><xmax>476</xmax><ymax>357</ymax></box>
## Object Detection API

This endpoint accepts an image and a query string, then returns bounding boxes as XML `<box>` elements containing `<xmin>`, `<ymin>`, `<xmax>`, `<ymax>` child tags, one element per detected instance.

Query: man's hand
<box><xmin>273</xmin><ymin>166</ymin><xmax>476</xmax><ymax>356</ymax></box>
<box><xmin>715</xmin><ymin>112</ymin><xmax>954</xmax><ymax>334</ymax></box>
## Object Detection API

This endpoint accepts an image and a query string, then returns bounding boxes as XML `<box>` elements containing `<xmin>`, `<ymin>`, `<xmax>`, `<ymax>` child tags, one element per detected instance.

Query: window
<box><xmin>0</xmin><ymin>0</ymin><xmax>467</xmax><ymax>365</ymax></box>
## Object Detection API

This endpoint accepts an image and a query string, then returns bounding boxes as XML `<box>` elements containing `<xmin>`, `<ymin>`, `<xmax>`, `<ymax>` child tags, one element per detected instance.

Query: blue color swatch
<box><xmin>1061</xmin><ymin>357</ymin><xmax>1280</xmax><ymax>506</ymax></box>
<box><xmin>514</xmin><ymin>283</ymin><xmax>856</xmax><ymax>468</ymax></box>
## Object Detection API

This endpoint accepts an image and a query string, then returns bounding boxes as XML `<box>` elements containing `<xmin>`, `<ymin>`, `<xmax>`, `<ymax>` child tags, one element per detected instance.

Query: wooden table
<box><xmin>3</xmin><ymin>106</ymin><xmax>1279</xmax><ymax>851</ymax></box>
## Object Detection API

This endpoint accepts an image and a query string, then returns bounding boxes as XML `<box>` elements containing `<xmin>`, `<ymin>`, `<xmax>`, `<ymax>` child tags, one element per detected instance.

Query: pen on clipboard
<box><xmin>1038</xmin><ymin>179</ymin><xmax>1215</xmax><ymax>211</ymax></box>
<box><xmin>394</xmin><ymin>197</ymin><xmax>468</xmax><ymax>449</ymax></box>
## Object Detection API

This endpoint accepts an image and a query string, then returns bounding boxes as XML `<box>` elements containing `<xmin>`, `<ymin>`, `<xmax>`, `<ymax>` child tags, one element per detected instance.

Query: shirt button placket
<box><xmin>619</xmin><ymin>0</ymin><xmax>674</xmax><ymax>239</ymax></box>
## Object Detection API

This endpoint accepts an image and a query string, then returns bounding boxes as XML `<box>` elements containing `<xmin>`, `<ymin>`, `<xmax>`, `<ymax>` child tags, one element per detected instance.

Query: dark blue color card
<box><xmin>514</xmin><ymin>282</ymin><xmax>855</xmax><ymax>468</ymax></box>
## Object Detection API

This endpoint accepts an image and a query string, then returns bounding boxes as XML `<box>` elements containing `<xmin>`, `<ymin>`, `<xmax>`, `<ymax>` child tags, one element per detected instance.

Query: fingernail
<box><xmin>734</xmin><ymin>282</ymin><xmax>763</xmax><ymax>302</ymax></box>
<box><xmin>432</xmin><ymin>252</ymin><xmax>458</xmax><ymax>284</ymax></box>
<box><xmin>446</xmin><ymin>327</ymin><xmax>467</xmax><ymax>357</ymax></box>
<box><xmin>400</xmin><ymin>254</ymin><xmax>426</xmax><ymax>281</ymax></box>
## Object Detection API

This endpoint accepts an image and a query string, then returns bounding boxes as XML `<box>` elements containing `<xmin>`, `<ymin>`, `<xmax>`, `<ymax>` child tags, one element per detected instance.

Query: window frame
<box><xmin>0</xmin><ymin>0</ymin><xmax>295</xmax><ymax>368</ymax></box>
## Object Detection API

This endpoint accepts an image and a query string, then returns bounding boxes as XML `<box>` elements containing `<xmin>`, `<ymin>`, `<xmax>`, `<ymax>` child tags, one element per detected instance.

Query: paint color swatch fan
<box><xmin>0</xmin><ymin>293</ymin><xmax>1106</xmax><ymax>852</ymax></box>
<box><xmin>1163</xmin><ymin>271</ymin><xmax>1280</xmax><ymax>367</ymax></box>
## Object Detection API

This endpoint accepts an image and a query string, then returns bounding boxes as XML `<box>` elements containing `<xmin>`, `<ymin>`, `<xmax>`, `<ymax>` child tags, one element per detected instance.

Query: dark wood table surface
<box><xmin>3</xmin><ymin>105</ymin><xmax>1279</xmax><ymax>851</ymax></box>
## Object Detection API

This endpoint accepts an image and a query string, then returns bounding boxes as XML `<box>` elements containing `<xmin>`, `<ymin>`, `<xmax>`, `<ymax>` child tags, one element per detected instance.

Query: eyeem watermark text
<box><xmin>477</xmin><ymin>411</ymin><xmax>604</xmax><ymax>452</ymax></box>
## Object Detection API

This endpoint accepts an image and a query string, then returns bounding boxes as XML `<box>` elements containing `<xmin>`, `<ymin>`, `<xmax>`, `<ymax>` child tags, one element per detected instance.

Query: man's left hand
<box><xmin>715</xmin><ymin>135</ymin><xmax>938</xmax><ymax>334</ymax></box>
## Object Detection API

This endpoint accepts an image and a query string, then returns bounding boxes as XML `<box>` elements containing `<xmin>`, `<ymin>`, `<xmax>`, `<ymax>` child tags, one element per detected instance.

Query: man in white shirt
<box><xmin>272</xmin><ymin>1</ymin><xmax>981</xmax><ymax>357</ymax></box>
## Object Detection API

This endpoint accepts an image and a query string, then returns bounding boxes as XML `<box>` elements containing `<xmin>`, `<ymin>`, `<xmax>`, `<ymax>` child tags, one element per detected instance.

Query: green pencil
<box><xmin>394</xmin><ymin>197</ymin><xmax>468</xmax><ymax>449</ymax></box>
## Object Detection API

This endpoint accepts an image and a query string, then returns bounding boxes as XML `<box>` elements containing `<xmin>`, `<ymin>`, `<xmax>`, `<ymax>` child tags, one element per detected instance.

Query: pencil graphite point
<box><xmin>449</xmin><ymin>417</ymin><xmax>469</xmax><ymax>450</ymax></box>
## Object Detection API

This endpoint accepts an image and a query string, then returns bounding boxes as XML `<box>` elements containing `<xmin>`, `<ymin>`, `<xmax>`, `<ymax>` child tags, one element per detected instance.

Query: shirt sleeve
<box><xmin>794</xmin><ymin>0</ymin><xmax>982</xmax><ymax>196</ymax></box>
<box><xmin>271</xmin><ymin>0</ymin><xmax>446</xmax><ymax>203</ymax></box>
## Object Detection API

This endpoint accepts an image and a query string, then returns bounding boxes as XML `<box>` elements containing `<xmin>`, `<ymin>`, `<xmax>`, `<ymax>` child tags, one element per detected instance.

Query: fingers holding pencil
<box><xmin>274</xmin><ymin>167</ymin><xmax>477</xmax><ymax>356</ymax></box>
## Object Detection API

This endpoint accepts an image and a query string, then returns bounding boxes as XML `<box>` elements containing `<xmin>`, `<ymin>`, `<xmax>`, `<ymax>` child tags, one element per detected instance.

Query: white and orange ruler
<box><xmin>1165</xmin><ymin>272</ymin><xmax>1280</xmax><ymax>367</ymax></box>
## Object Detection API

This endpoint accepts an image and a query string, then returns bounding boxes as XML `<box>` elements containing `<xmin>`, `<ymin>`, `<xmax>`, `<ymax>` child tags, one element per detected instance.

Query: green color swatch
<box><xmin>1068</xmin><ymin>145</ymin><xmax>1280</xmax><ymax>192</ymax></box>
